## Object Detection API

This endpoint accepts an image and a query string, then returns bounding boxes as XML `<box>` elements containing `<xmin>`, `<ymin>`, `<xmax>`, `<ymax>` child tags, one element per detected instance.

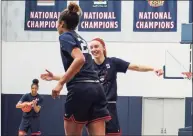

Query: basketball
<box><xmin>22</xmin><ymin>105</ymin><xmax>32</xmax><ymax>113</ymax></box>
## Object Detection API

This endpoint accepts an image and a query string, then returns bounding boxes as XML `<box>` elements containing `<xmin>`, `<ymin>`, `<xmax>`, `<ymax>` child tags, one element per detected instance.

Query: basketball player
<box><xmin>40</xmin><ymin>2</ymin><xmax>110</xmax><ymax>136</ymax></box>
<box><xmin>89</xmin><ymin>38</ymin><xmax>164</xmax><ymax>136</ymax></box>
<box><xmin>16</xmin><ymin>79</ymin><xmax>43</xmax><ymax>136</ymax></box>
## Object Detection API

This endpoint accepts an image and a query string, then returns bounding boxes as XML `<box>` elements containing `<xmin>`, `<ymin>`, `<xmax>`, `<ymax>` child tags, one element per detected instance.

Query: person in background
<box><xmin>89</xmin><ymin>38</ymin><xmax>163</xmax><ymax>136</ymax></box>
<box><xmin>16</xmin><ymin>79</ymin><xmax>43</xmax><ymax>136</ymax></box>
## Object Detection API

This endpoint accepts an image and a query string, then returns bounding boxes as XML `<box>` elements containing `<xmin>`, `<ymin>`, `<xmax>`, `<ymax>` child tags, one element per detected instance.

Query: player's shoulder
<box><xmin>108</xmin><ymin>57</ymin><xmax>119</xmax><ymax>60</ymax></box>
<box><xmin>37</xmin><ymin>94</ymin><xmax>43</xmax><ymax>99</ymax></box>
<box><xmin>109</xmin><ymin>57</ymin><xmax>124</xmax><ymax>61</ymax></box>
<box><xmin>21</xmin><ymin>93</ymin><xmax>30</xmax><ymax>99</ymax></box>
<box><xmin>107</xmin><ymin>57</ymin><xmax>125</xmax><ymax>65</ymax></box>
<box><xmin>59</xmin><ymin>31</ymin><xmax>74</xmax><ymax>41</ymax></box>
<box><xmin>24</xmin><ymin>93</ymin><xmax>30</xmax><ymax>97</ymax></box>
<box><xmin>106</xmin><ymin>57</ymin><xmax>119</xmax><ymax>62</ymax></box>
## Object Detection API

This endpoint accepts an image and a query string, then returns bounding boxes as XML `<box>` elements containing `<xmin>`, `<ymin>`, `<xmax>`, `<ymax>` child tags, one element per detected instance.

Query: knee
<box><xmin>18</xmin><ymin>130</ymin><xmax>26</xmax><ymax>136</ymax></box>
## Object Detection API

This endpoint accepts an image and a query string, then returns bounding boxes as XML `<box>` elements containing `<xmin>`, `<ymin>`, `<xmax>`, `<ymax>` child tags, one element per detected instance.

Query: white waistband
<box><xmin>108</xmin><ymin>101</ymin><xmax>116</xmax><ymax>103</ymax></box>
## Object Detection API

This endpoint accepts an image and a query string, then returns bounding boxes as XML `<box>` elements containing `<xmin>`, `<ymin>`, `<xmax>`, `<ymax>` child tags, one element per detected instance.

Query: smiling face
<box><xmin>89</xmin><ymin>40</ymin><xmax>106</xmax><ymax>59</ymax></box>
<box><xmin>31</xmin><ymin>84</ymin><xmax>38</xmax><ymax>96</ymax></box>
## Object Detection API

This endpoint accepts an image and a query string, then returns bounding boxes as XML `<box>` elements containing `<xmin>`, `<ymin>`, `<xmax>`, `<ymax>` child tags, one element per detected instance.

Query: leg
<box><xmin>31</xmin><ymin>117</ymin><xmax>41</xmax><ymax>136</ymax></box>
<box><xmin>87</xmin><ymin>83</ymin><xmax>111</xmax><ymax>136</ymax></box>
<box><xmin>64</xmin><ymin>119</ymin><xmax>84</xmax><ymax>136</ymax></box>
<box><xmin>87</xmin><ymin>120</ymin><xmax>106</xmax><ymax>136</ymax></box>
<box><xmin>105</xmin><ymin>103</ymin><xmax>121</xmax><ymax>136</ymax></box>
<box><xmin>18</xmin><ymin>118</ymin><xmax>29</xmax><ymax>136</ymax></box>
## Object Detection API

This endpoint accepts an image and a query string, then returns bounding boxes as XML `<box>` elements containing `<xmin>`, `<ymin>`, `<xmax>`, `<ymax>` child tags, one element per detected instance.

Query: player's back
<box><xmin>59</xmin><ymin>31</ymin><xmax>99</xmax><ymax>87</ymax></box>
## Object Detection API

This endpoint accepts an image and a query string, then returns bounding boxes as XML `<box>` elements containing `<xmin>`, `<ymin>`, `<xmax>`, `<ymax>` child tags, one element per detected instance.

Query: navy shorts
<box><xmin>64</xmin><ymin>82</ymin><xmax>111</xmax><ymax>124</ymax></box>
<box><xmin>19</xmin><ymin>117</ymin><xmax>41</xmax><ymax>135</ymax></box>
<box><xmin>106</xmin><ymin>103</ymin><xmax>121</xmax><ymax>135</ymax></box>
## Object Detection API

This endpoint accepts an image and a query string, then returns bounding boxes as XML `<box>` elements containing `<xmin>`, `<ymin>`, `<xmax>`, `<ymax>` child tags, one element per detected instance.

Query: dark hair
<box><xmin>31</xmin><ymin>79</ymin><xmax>39</xmax><ymax>88</ymax></box>
<box><xmin>59</xmin><ymin>2</ymin><xmax>81</xmax><ymax>30</ymax></box>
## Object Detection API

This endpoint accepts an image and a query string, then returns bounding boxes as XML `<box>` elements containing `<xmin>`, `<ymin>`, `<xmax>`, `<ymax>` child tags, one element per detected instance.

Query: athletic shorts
<box><xmin>19</xmin><ymin>117</ymin><xmax>41</xmax><ymax>135</ymax></box>
<box><xmin>64</xmin><ymin>82</ymin><xmax>111</xmax><ymax>124</ymax></box>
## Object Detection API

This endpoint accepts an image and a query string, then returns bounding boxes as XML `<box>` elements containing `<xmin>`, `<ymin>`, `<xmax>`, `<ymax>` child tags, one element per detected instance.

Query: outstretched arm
<box><xmin>128</xmin><ymin>64</ymin><xmax>154</xmax><ymax>72</ymax></box>
<box><xmin>128</xmin><ymin>63</ymin><xmax>163</xmax><ymax>76</ymax></box>
<box><xmin>52</xmin><ymin>75</ymin><xmax>62</xmax><ymax>81</ymax></box>
<box><xmin>41</xmin><ymin>69</ymin><xmax>63</xmax><ymax>81</ymax></box>
<box><xmin>112</xmin><ymin>57</ymin><xmax>163</xmax><ymax>76</ymax></box>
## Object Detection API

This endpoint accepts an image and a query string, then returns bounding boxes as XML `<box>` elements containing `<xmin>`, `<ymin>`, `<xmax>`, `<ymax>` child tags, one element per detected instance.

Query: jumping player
<box><xmin>89</xmin><ymin>38</ymin><xmax>163</xmax><ymax>136</ymax></box>
<box><xmin>40</xmin><ymin>2</ymin><xmax>110</xmax><ymax>136</ymax></box>
<box><xmin>16</xmin><ymin>79</ymin><xmax>43</xmax><ymax>136</ymax></box>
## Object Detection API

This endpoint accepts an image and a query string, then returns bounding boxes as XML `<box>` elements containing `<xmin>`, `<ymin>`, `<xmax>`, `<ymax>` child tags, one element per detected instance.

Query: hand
<box><xmin>182</xmin><ymin>72</ymin><xmax>192</xmax><ymax>79</ymax></box>
<box><xmin>52</xmin><ymin>82</ymin><xmax>63</xmax><ymax>99</ymax></box>
<box><xmin>154</xmin><ymin>69</ymin><xmax>164</xmax><ymax>76</ymax></box>
<box><xmin>26</xmin><ymin>102</ymin><xmax>33</xmax><ymax>106</ymax></box>
<box><xmin>40</xmin><ymin>69</ymin><xmax>54</xmax><ymax>81</ymax></box>
<box><xmin>32</xmin><ymin>99</ymin><xmax>37</xmax><ymax>106</ymax></box>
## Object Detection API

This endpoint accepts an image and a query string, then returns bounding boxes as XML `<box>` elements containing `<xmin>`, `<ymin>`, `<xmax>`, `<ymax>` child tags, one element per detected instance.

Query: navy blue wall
<box><xmin>185</xmin><ymin>97</ymin><xmax>192</xmax><ymax>127</ymax></box>
<box><xmin>2</xmin><ymin>94</ymin><xmax>191</xmax><ymax>136</ymax></box>
<box><xmin>1</xmin><ymin>94</ymin><xmax>142</xmax><ymax>136</ymax></box>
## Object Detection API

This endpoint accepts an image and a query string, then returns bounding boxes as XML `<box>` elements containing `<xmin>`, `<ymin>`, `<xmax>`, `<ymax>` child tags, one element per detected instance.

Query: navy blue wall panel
<box><xmin>128</xmin><ymin>96</ymin><xmax>142</xmax><ymax>135</ymax></box>
<box><xmin>185</xmin><ymin>97</ymin><xmax>192</xmax><ymax>127</ymax></box>
<box><xmin>1</xmin><ymin>94</ymin><xmax>142</xmax><ymax>136</ymax></box>
<box><xmin>39</xmin><ymin>95</ymin><xmax>65</xmax><ymax>135</ymax></box>
<box><xmin>2</xmin><ymin>94</ymin><xmax>23</xmax><ymax>136</ymax></box>
<box><xmin>117</xmin><ymin>96</ymin><xmax>130</xmax><ymax>135</ymax></box>
<box><xmin>1</xmin><ymin>94</ymin><xmax>6</xmax><ymax>136</ymax></box>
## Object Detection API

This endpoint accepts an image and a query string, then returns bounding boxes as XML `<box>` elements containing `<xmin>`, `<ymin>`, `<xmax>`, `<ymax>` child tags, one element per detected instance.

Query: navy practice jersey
<box><xmin>59</xmin><ymin>31</ymin><xmax>99</xmax><ymax>87</ymax></box>
<box><xmin>19</xmin><ymin>93</ymin><xmax>43</xmax><ymax>118</ymax></box>
<box><xmin>93</xmin><ymin>57</ymin><xmax>130</xmax><ymax>101</ymax></box>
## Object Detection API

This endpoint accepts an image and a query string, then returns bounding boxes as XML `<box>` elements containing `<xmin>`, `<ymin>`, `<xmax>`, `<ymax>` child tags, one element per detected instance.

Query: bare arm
<box><xmin>53</xmin><ymin>75</ymin><xmax>62</xmax><ymax>81</ymax></box>
<box><xmin>128</xmin><ymin>64</ymin><xmax>154</xmax><ymax>72</ymax></box>
<box><xmin>41</xmin><ymin>70</ymin><xmax>63</xmax><ymax>81</ymax></box>
<box><xmin>59</xmin><ymin>47</ymin><xmax>85</xmax><ymax>85</ymax></box>
<box><xmin>16</xmin><ymin>101</ymin><xmax>32</xmax><ymax>109</ymax></box>
<box><xmin>33</xmin><ymin>105</ymin><xmax>41</xmax><ymax>113</ymax></box>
